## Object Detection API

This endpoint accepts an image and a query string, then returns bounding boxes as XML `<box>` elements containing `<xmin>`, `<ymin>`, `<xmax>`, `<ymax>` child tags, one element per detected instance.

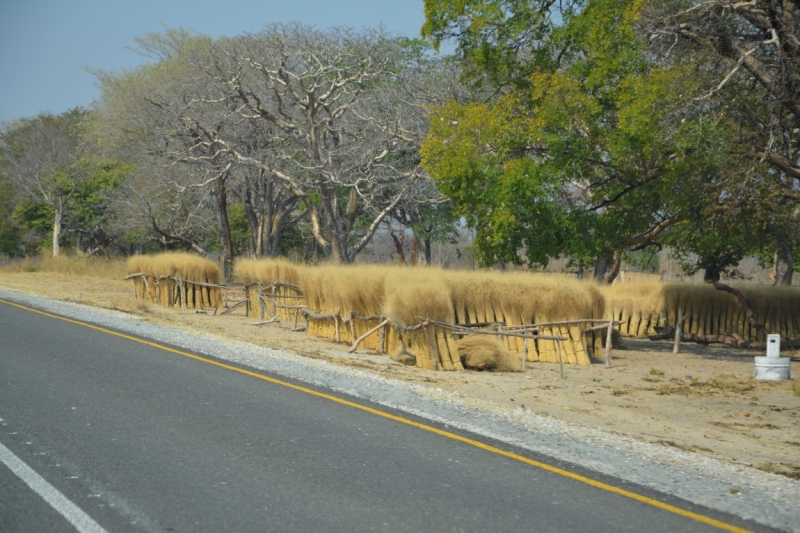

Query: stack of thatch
<box><xmin>127</xmin><ymin>253</ymin><xmax>221</xmax><ymax>309</ymax></box>
<box><xmin>599</xmin><ymin>282</ymin><xmax>666</xmax><ymax>339</ymax></box>
<box><xmin>235</xmin><ymin>258</ymin><xmax>303</xmax><ymax>322</ymax></box>
<box><xmin>233</xmin><ymin>260</ymin><xmax>601</xmax><ymax>368</ymax></box>
<box><xmin>662</xmin><ymin>283</ymin><xmax>800</xmax><ymax>342</ymax></box>
<box><xmin>446</xmin><ymin>271</ymin><xmax>599</xmax><ymax>364</ymax></box>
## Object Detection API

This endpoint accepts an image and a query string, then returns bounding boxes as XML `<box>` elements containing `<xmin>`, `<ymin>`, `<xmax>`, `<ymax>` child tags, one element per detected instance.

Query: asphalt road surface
<box><xmin>0</xmin><ymin>299</ymin><xmax>769</xmax><ymax>532</ymax></box>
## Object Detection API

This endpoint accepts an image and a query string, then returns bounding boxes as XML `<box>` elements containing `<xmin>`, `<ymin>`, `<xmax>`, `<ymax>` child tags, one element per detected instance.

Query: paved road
<box><xmin>0</xmin><ymin>300</ymin><xmax>768</xmax><ymax>532</ymax></box>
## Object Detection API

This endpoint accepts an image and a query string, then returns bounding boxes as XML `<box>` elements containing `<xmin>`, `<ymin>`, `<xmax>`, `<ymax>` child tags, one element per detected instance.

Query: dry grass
<box><xmin>127</xmin><ymin>253</ymin><xmax>221</xmax><ymax>309</ymax></box>
<box><xmin>600</xmin><ymin>281</ymin><xmax>665</xmax><ymax>338</ymax></box>
<box><xmin>234</xmin><ymin>258</ymin><xmax>304</xmax><ymax>323</ymax></box>
<box><xmin>0</xmin><ymin>255</ymin><xmax>128</xmax><ymax>279</ymax></box>
<box><xmin>456</xmin><ymin>335</ymin><xmax>522</xmax><ymax>372</ymax></box>
<box><xmin>235</xmin><ymin>257</ymin><xmax>301</xmax><ymax>285</ymax></box>
<box><xmin>128</xmin><ymin>253</ymin><xmax>219</xmax><ymax>283</ymax></box>
<box><xmin>662</xmin><ymin>283</ymin><xmax>800</xmax><ymax>341</ymax></box>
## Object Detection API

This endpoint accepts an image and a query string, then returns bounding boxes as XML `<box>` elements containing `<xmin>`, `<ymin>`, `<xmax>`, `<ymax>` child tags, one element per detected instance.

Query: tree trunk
<box><xmin>410</xmin><ymin>235</ymin><xmax>419</xmax><ymax>266</ymax></box>
<box><xmin>52</xmin><ymin>205</ymin><xmax>63</xmax><ymax>257</ymax></box>
<box><xmin>213</xmin><ymin>176</ymin><xmax>233</xmax><ymax>283</ymax></box>
<box><xmin>390</xmin><ymin>227</ymin><xmax>408</xmax><ymax>266</ymax></box>
<box><xmin>704</xmin><ymin>268</ymin><xmax>770</xmax><ymax>338</ymax></box>
<box><xmin>594</xmin><ymin>250</ymin><xmax>621</xmax><ymax>284</ymax></box>
<box><xmin>320</xmin><ymin>187</ymin><xmax>345</xmax><ymax>263</ymax></box>
<box><xmin>773</xmin><ymin>244</ymin><xmax>794</xmax><ymax>285</ymax></box>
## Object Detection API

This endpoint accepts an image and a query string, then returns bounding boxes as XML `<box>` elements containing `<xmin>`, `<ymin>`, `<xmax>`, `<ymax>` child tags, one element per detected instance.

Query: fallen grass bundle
<box><xmin>456</xmin><ymin>335</ymin><xmax>521</xmax><ymax>371</ymax></box>
<box><xmin>127</xmin><ymin>253</ymin><xmax>220</xmax><ymax>309</ymax></box>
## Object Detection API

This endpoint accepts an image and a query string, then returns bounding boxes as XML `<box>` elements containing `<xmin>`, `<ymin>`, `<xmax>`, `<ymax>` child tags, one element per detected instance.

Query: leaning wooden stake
<box><xmin>605</xmin><ymin>309</ymin><xmax>614</xmax><ymax>369</ymax></box>
<box><xmin>348</xmin><ymin>319</ymin><xmax>390</xmax><ymax>353</ymax></box>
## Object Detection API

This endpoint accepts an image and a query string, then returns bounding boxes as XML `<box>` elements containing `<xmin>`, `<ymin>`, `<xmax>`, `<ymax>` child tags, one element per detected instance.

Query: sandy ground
<box><xmin>2</xmin><ymin>271</ymin><xmax>799</xmax><ymax>481</ymax></box>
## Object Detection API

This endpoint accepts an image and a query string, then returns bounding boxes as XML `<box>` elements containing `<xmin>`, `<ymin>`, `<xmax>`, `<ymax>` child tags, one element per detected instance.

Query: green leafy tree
<box><xmin>0</xmin><ymin>109</ymin><xmax>88</xmax><ymax>256</ymax></box>
<box><xmin>422</xmin><ymin>0</ymin><xmax>733</xmax><ymax>281</ymax></box>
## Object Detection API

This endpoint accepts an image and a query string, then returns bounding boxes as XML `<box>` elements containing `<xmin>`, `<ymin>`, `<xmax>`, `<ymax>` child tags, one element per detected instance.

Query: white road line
<box><xmin>0</xmin><ymin>440</ymin><xmax>108</xmax><ymax>533</ymax></box>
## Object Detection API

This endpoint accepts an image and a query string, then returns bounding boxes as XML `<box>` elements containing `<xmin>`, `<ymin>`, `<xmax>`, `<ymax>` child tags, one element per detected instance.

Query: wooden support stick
<box><xmin>249</xmin><ymin>317</ymin><xmax>280</xmax><ymax>326</ymax></box>
<box><xmin>220</xmin><ymin>299</ymin><xmax>247</xmax><ymax>315</ymax></box>
<box><xmin>557</xmin><ymin>340</ymin><xmax>564</xmax><ymax>378</ymax></box>
<box><xmin>179</xmin><ymin>279</ymin><xmax>186</xmax><ymax>311</ymax></box>
<box><xmin>380</xmin><ymin>322</ymin><xmax>386</xmax><ymax>354</ymax></box>
<box><xmin>349</xmin><ymin>312</ymin><xmax>356</xmax><ymax>344</ymax></box>
<box><xmin>334</xmin><ymin>310</ymin><xmax>340</xmax><ymax>343</ymax></box>
<box><xmin>294</xmin><ymin>306</ymin><xmax>300</xmax><ymax>330</ymax></box>
<box><xmin>348</xmin><ymin>319</ymin><xmax>390</xmax><ymax>353</ymax></box>
<box><xmin>522</xmin><ymin>327</ymin><xmax>528</xmax><ymax>370</ymax></box>
<box><xmin>605</xmin><ymin>311</ymin><xmax>614</xmax><ymax>369</ymax></box>
<box><xmin>673</xmin><ymin>306</ymin><xmax>688</xmax><ymax>354</ymax></box>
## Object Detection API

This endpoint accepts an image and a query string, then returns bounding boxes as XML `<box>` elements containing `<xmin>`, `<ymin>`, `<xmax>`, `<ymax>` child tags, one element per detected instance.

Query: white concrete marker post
<box><xmin>755</xmin><ymin>334</ymin><xmax>791</xmax><ymax>380</ymax></box>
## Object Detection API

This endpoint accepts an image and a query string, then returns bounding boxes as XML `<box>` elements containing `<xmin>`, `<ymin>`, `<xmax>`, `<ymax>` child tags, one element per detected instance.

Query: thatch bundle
<box><xmin>662</xmin><ymin>283</ymin><xmax>800</xmax><ymax>342</ymax></box>
<box><xmin>597</xmin><ymin>281</ymin><xmax>800</xmax><ymax>342</ymax></box>
<box><xmin>127</xmin><ymin>253</ymin><xmax>221</xmax><ymax>309</ymax></box>
<box><xmin>235</xmin><ymin>258</ymin><xmax>304</xmax><ymax>322</ymax></box>
<box><xmin>599</xmin><ymin>282</ymin><xmax>666</xmax><ymax>339</ymax></box>
<box><xmin>443</xmin><ymin>271</ymin><xmax>596</xmax><ymax>364</ymax></box>
<box><xmin>384</xmin><ymin>269</ymin><xmax>462</xmax><ymax>370</ymax></box>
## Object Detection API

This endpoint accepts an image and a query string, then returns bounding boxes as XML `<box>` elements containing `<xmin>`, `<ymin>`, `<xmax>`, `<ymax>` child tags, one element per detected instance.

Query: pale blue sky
<box><xmin>0</xmin><ymin>0</ymin><xmax>428</xmax><ymax>123</ymax></box>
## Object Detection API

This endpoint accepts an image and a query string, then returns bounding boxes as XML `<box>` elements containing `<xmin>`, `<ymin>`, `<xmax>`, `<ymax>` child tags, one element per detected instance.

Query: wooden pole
<box><xmin>557</xmin><ymin>340</ymin><xmax>564</xmax><ymax>378</ymax></box>
<box><xmin>348</xmin><ymin>319</ymin><xmax>390</xmax><ymax>353</ymax></box>
<box><xmin>605</xmin><ymin>309</ymin><xmax>614</xmax><ymax>369</ymax></box>
<box><xmin>522</xmin><ymin>327</ymin><xmax>528</xmax><ymax>370</ymax></box>
<box><xmin>380</xmin><ymin>322</ymin><xmax>386</xmax><ymax>354</ymax></box>
<box><xmin>673</xmin><ymin>306</ymin><xmax>685</xmax><ymax>354</ymax></box>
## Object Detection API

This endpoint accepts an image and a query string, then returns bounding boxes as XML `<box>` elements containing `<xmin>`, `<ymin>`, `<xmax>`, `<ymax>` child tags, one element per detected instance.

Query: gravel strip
<box><xmin>2</xmin><ymin>288</ymin><xmax>798</xmax><ymax>532</ymax></box>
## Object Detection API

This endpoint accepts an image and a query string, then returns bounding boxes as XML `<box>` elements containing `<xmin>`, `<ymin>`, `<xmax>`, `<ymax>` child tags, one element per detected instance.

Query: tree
<box><xmin>422</xmin><ymin>0</ymin><xmax>729</xmax><ymax>280</ymax></box>
<box><xmin>0</xmin><ymin>180</ymin><xmax>21</xmax><ymax>256</ymax></box>
<box><xmin>643</xmin><ymin>0</ymin><xmax>800</xmax><ymax>284</ymax></box>
<box><xmin>0</xmin><ymin>109</ymin><xmax>89</xmax><ymax>256</ymax></box>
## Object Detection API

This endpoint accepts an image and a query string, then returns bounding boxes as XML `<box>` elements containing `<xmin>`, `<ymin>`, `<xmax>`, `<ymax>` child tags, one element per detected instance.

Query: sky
<box><xmin>0</xmin><ymin>0</ymin><xmax>428</xmax><ymax>123</ymax></box>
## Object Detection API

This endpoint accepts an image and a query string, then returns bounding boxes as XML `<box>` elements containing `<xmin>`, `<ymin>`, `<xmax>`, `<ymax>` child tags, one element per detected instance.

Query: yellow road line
<box><xmin>0</xmin><ymin>297</ymin><xmax>751</xmax><ymax>533</ymax></box>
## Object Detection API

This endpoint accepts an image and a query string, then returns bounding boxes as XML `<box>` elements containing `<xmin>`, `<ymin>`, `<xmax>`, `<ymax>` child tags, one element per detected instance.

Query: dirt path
<box><xmin>2</xmin><ymin>271</ymin><xmax>799</xmax><ymax>480</ymax></box>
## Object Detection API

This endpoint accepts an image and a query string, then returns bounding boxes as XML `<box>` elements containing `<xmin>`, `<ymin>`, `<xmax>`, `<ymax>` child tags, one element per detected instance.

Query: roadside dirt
<box><xmin>2</xmin><ymin>271</ymin><xmax>799</xmax><ymax>480</ymax></box>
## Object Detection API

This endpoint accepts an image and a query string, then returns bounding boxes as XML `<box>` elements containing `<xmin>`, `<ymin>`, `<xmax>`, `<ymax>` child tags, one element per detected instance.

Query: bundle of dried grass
<box><xmin>599</xmin><ymin>281</ymin><xmax>666</xmax><ymax>339</ymax></box>
<box><xmin>234</xmin><ymin>258</ymin><xmax>303</xmax><ymax>321</ymax></box>
<box><xmin>127</xmin><ymin>253</ymin><xmax>220</xmax><ymax>309</ymax></box>
<box><xmin>456</xmin><ymin>335</ymin><xmax>522</xmax><ymax>371</ymax></box>
<box><xmin>384</xmin><ymin>268</ymin><xmax>462</xmax><ymax>370</ymax></box>
<box><xmin>443</xmin><ymin>271</ymin><xmax>594</xmax><ymax>365</ymax></box>
<box><xmin>662</xmin><ymin>283</ymin><xmax>800</xmax><ymax>342</ymax></box>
